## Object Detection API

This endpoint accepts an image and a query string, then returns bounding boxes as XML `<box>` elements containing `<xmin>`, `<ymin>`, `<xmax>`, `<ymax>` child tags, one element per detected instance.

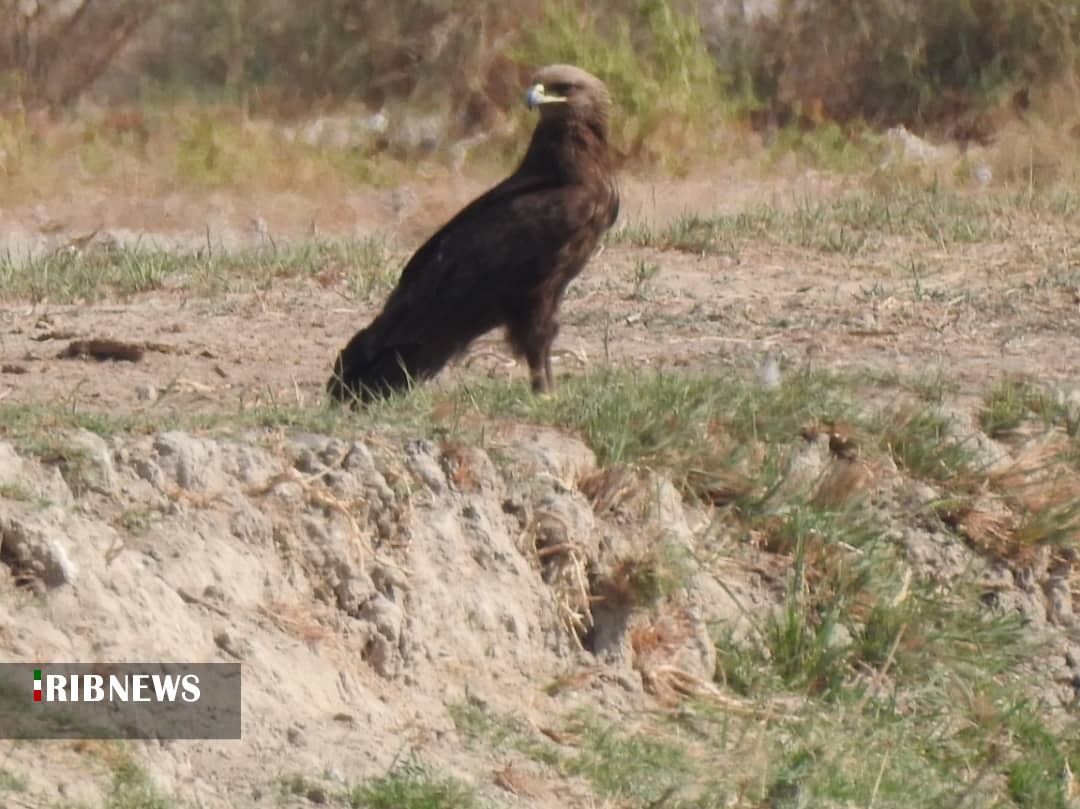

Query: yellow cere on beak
<box><xmin>526</xmin><ymin>83</ymin><xmax>567</xmax><ymax>110</ymax></box>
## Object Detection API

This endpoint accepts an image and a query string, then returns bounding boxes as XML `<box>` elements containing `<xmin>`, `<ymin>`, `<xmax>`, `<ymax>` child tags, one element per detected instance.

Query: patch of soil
<box><xmin>2</xmin><ymin>175</ymin><xmax>1078</xmax><ymax>416</ymax></box>
<box><xmin>1</xmin><ymin>174</ymin><xmax>1079</xmax><ymax>807</ymax></box>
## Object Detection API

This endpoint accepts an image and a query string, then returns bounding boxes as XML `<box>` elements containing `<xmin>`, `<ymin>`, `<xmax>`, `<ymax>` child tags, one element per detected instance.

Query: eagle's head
<box><xmin>526</xmin><ymin>64</ymin><xmax>611</xmax><ymax>130</ymax></box>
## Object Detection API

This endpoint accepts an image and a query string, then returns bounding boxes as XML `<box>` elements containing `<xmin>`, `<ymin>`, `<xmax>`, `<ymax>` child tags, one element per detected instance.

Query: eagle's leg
<box><xmin>541</xmin><ymin>320</ymin><xmax>559</xmax><ymax>392</ymax></box>
<box><xmin>526</xmin><ymin>347</ymin><xmax>549</xmax><ymax>394</ymax></box>
<box><xmin>522</xmin><ymin>328</ymin><xmax>557</xmax><ymax>395</ymax></box>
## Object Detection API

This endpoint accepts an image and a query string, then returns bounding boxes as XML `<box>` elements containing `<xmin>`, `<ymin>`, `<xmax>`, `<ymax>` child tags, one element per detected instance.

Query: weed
<box><xmin>106</xmin><ymin>759</ymin><xmax>172</xmax><ymax>809</ymax></box>
<box><xmin>17</xmin><ymin>437</ymin><xmax>96</xmax><ymax>497</ymax></box>
<box><xmin>626</xmin><ymin>259</ymin><xmax>661</xmax><ymax>301</ymax></box>
<box><xmin>0</xmin><ymin>769</ymin><xmax>27</xmax><ymax>793</ymax></box>
<box><xmin>276</xmin><ymin>773</ymin><xmax>332</xmax><ymax>804</ymax></box>
<box><xmin>753</xmin><ymin>502</ymin><xmax>892</xmax><ymax>697</ymax></box>
<box><xmin>0</xmin><ymin>244</ymin><xmax>186</xmax><ymax>303</ymax></box>
<box><xmin>347</xmin><ymin>763</ymin><xmax>480</xmax><ymax>809</ymax></box>
<box><xmin>980</xmin><ymin>375</ymin><xmax>1068</xmax><ymax>439</ymax></box>
<box><xmin>0</xmin><ymin>237</ymin><xmax>397</xmax><ymax>304</ymax></box>
<box><xmin>1012</xmin><ymin>499</ymin><xmax>1080</xmax><ymax>550</ymax></box>
<box><xmin>721</xmin><ymin>0</ymin><xmax>1080</xmax><ymax>128</ymax></box>
<box><xmin>510</xmin><ymin>0</ymin><xmax>737</xmax><ymax>167</ymax></box>
<box><xmin>0</xmin><ymin>483</ymin><xmax>37</xmax><ymax>503</ymax></box>
<box><xmin>609</xmin><ymin>186</ymin><xmax>1016</xmax><ymax>264</ymax></box>
<box><xmin>563</xmin><ymin>716</ymin><xmax>698</xmax><ymax>805</ymax></box>
<box><xmin>767</xmin><ymin>122</ymin><xmax>881</xmax><ymax>173</ymax></box>
<box><xmin>878</xmin><ymin>406</ymin><xmax>978</xmax><ymax>484</ymax></box>
<box><xmin>1005</xmin><ymin>702</ymin><xmax>1075</xmax><ymax>809</ymax></box>
<box><xmin>661</xmin><ymin>213</ymin><xmax>736</xmax><ymax>255</ymax></box>
<box><xmin>905</xmin><ymin>369</ymin><xmax>959</xmax><ymax>405</ymax></box>
<box><xmin>116</xmin><ymin>507</ymin><xmax>161</xmax><ymax>536</ymax></box>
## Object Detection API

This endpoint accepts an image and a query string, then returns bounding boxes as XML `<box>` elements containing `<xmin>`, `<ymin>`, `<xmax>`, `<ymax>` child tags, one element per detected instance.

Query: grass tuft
<box><xmin>0</xmin><ymin>769</ymin><xmax>27</xmax><ymax>793</ymax></box>
<box><xmin>347</xmin><ymin>763</ymin><xmax>480</xmax><ymax>809</ymax></box>
<box><xmin>106</xmin><ymin>760</ymin><xmax>172</xmax><ymax>809</ymax></box>
<box><xmin>878</xmin><ymin>406</ymin><xmax>978</xmax><ymax>485</ymax></box>
<box><xmin>979</xmin><ymin>375</ymin><xmax>1070</xmax><ymax>440</ymax></box>
<box><xmin>0</xmin><ymin>237</ymin><xmax>398</xmax><ymax>304</ymax></box>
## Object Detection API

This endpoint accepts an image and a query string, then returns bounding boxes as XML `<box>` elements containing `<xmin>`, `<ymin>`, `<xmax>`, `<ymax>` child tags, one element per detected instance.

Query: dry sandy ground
<box><xmin>2</xmin><ymin>172</ymin><xmax>1078</xmax><ymax>417</ymax></box>
<box><xmin>0</xmin><ymin>170</ymin><xmax>1079</xmax><ymax>809</ymax></box>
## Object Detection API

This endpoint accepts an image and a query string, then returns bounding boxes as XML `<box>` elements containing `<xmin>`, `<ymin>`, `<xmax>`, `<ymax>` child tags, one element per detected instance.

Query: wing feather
<box><xmin>367</xmin><ymin>175</ymin><xmax>604</xmax><ymax>348</ymax></box>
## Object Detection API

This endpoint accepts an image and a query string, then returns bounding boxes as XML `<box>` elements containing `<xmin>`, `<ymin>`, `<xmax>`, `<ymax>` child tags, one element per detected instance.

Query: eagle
<box><xmin>327</xmin><ymin>64</ymin><xmax>619</xmax><ymax>403</ymax></box>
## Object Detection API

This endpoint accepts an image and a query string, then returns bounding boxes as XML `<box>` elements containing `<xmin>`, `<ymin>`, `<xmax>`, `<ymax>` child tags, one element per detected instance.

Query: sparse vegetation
<box><xmin>980</xmin><ymin>374</ymin><xmax>1069</xmax><ymax>439</ymax></box>
<box><xmin>878</xmin><ymin>406</ymin><xmax>979</xmax><ymax>485</ymax></box>
<box><xmin>3</xmin><ymin>353</ymin><xmax>1079</xmax><ymax>807</ymax></box>
<box><xmin>609</xmin><ymin>182</ymin><xmax>1043</xmax><ymax>265</ymax></box>
<box><xmin>0</xmin><ymin>482</ymin><xmax>36</xmax><ymax>503</ymax></box>
<box><xmin>105</xmin><ymin>759</ymin><xmax>173</xmax><ymax>809</ymax></box>
<box><xmin>0</xmin><ymin>768</ymin><xmax>27</xmax><ymax>793</ymax></box>
<box><xmin>0</xmin><ymin>237</ymin><xmax>398</xmax><ymax>304</ymax></box>
<box><xmin>563</xmin><ymin>717</ymin><xmax>698</xmax><ymax>805</ymax></box>
<box><xmin>346</xmin><ymin>764</ymin><xmax>481</xmax><ymax>809</ymax></box>
<box><xmin>716</xmin><ymin>0</ymin><xmax>1080</xmax><ymax>130</ymax></box>
<box><xmin>3</xmin><ymin>5</ymin><xmax>1080</xmax><ymax>800</ymax></box>
<box><xmin>18</xmin><ymin>436</ymin><xmax>98</xmax><ymax>497</ymax></box>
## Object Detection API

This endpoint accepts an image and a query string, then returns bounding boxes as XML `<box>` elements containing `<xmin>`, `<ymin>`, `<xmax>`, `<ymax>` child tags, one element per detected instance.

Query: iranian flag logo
<box><xmin>34</xmin><ymin>669</ymin><xmax>42</xmax><ymax>702</ymax></box>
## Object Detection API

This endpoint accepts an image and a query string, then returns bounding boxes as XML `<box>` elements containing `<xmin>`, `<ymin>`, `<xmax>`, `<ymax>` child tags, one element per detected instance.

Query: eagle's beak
<box><xmin>526</xmin><ymin>83</ymin><xmax>567</xmax><ymax>110</ymax></box>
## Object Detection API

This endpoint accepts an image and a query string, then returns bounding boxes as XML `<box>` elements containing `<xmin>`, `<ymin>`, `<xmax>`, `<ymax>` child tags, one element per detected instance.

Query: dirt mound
<box><xmin>0</xmin><ymin>424</ymin><xmax>755</xmax><ymax>807</ymax></box>
<box><xmin>2</xmin><ymin>407</ymin><xmax>1078</xmax><ymax>806</ymax></box>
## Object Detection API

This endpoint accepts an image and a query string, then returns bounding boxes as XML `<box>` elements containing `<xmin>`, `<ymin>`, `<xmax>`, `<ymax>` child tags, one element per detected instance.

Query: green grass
<box><xmin>451</xmin><ymin>699</ymin><xmax>701</xmax><ymax>805</ymax></box>
<box><xmin>626</xmin><ymin>259</ymin><xmax>661</xmax><ymax>301</ymax></box>
<box><xmin>3</xmin><ymin>361</ymin><xmax>1076</xmax><ymax>809</ymax></box>
<box><xmin>0</xmin><ymin>768</ymin><xmax>27</xmax><ymax>793</ymax></box>
<box><xmin>514</xmin><ymin>0</ymin><xmax>732</xmax><ymax>167</ymax></box>
<box><xmin>0</xmin><ymin>482</ymin><xmax>40</xmax><ymax>503</ymax></box>
<box><xmin>450</xmin><ymin>666</ymin><xmax>1077</xmax><ymax>809</ymax></box>
<box><xmin>105</xmin><ymin>760</ymin><xmax>173</xmax><ymax>809</ymax></box>
<box><xmin>720</xmin><ymin>498</ymin><xmax>899</xmax><ymax>698</ymax></box>
<box><xmin>454</xmin><ymin>366</ymin><xmax>861</xmax><ymax>502</ymax></box>
<box><xmin>450</xmin><ymin>697</ymin><xmax>564</xmax><ymax>768</ymax></box>
<box><xmin>1006</xmin><ymin>704</ymin><xmax>1078</xmax><ymax>809</ymax></box>
<box><xmin>27</xmin><ymin>751</ymin><xmax>178</xmax><ymax>809</ymax></box>
<box><xmin>766</xmin><ymin>121</ymin><xmax>882</xmax><ymax>173</ymax></box>
<box><xmin>563</xmin><ymin>718</ymin><xmax>698</xmax><ymax>805</ymax></box>
<box><xmin>346</xmin><ymin>764</ymin><xmax>480</xmax><ymax>809</ymax></box>
<box><xmin>1</xmin><ymin>365</ymin><xmax>858</xmax><ymax>509</ymax></box>
<box><xmin>878</xmin><ymin>406</ymin><xmax>979</xmax><ymax>485</ymax></box>
<box><xmin>610</xmin><ymin>185</ymin><xmax>1019</xmax><ymax>257</ymax></box>
<box><xmin>979</xmin><ymin>375</ymin><xmax>1072</xmax><ymax>440</ymax></box>
<box><xmin>17</xmin><ymin>436</ymin><xmax>97</xmax><ymax>497</ymax></box>
<box><xmin>715</xmin><ymin>574</ymin><xmax>1052</xmax><ymax>807</ymax></box>
<box><xmin>0</xmin><ymin>237</ymin><xmax>398</xmax><ymax>304</ymax></box>
<box><xmin>115</xmin><ymin>506</ymin><xmax>162</xmax><ymax>535</ymax></box>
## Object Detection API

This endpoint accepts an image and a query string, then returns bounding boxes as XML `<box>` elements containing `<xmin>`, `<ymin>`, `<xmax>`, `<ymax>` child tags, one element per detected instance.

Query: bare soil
<box><xmin>2</xmin><ymin>174</ymin><xmax>1077</xmax><ymax>416</ymax></box>
<box><xmin>1</xmin><ymin>170</ymin><xmax>1079</xmax><ymax>808</ymax></box>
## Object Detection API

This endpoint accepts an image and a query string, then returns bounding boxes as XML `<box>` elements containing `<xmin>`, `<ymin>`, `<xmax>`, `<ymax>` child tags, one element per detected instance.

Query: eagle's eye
<box><xmin>549</xmin><ymin>82</ymin><xmax>573</xmax><ymax>96</ymax></box>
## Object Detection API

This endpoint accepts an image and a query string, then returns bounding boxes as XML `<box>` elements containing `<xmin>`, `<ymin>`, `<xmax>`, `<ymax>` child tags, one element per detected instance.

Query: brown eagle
<box><xmin>327</xmin><ymin>64</ymin><xmax>619</xmax><ymax>403</ymax></box>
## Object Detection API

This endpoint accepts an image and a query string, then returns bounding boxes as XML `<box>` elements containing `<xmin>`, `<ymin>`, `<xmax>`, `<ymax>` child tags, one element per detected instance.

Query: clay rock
<box><xmin>150</xmin><ymin>432</ymin><xmax>278</xmax><ymax>492</ymax></box>
<box><xmin>404</xmin><ymin>439</ymin><xmax>447</xmax><ymax>493</ymax></box>
<box><xmin>502</xmin><ymin>425</ymin><xmax>597</xmax><ymax>487</ymax></box>
<box><xmin>0</xmin><ymin>511</ymin><xmax>78</xmax><ymax>587</ymax></box>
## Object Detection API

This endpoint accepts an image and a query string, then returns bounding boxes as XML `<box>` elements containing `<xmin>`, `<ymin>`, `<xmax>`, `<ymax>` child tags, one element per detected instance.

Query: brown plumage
<box><xmin>327</xmin><ymin>64</ymin><xmax>619</xmax><ymax>403</ymax></box>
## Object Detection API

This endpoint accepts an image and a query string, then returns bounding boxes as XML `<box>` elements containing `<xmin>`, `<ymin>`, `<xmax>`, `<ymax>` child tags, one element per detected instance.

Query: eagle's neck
<box><xmin>519</xmin><ymin>116</ymin><xmax>611</xmax><ymax>185</ymax></box>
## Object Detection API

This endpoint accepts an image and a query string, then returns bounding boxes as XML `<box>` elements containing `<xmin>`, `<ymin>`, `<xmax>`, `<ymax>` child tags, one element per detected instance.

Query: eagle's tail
<box><xmin>326</xmin><ymin>329</ymin><xmax>451</xmax><ymax>405</ymax></box>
